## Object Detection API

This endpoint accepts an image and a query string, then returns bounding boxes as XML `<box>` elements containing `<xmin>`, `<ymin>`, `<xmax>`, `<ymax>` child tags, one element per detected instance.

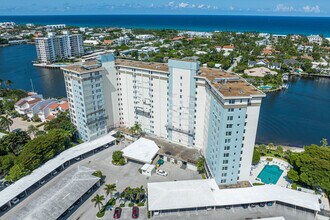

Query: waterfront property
<box><xmin>62</xmin><ymin>53</ymin><xmax>265</xmax><ymax>185</ymax></box>
<box><xmin>35</xmin><ymin>31</ymin><xmax>84</xmax><ymax>63</ymax></box>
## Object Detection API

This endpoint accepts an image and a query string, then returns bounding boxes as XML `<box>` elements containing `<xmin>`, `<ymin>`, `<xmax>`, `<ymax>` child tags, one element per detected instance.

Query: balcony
<box><xmin>166</xmin><ymin>124</ymin><xmax>194</xmax><ymax>136</ymax></box>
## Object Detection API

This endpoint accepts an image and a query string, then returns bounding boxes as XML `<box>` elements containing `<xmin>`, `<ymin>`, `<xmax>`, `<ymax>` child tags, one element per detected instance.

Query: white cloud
<box><xmin>302</xmin><ymin>5</ymin><xmax>320</xmax><ymax>13</ymax></box>
<box><xmin>274</xmin><ymin>4</ymin><xmax>295</xmax><ymax>12</ymax></box>
<box><xmin>178</xmin><ymin>2</ymin><xmax>189</xmax><ymax>8</ymax></box>
<box><xmin>197</xmin><ymin>4</ymin><xmax>205</xmax><ymax>9</ymax></box>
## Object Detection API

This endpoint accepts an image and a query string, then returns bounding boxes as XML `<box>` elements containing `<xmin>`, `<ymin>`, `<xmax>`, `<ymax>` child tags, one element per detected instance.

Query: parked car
<box><xmin>68</xmin><ymin>205</ymin><xmax>75</xmax><ymax>211</ymax></box>
<box><xmin>18</xmin><ymin>193</ymin><xmax>26</xmax><ymax>199</ymax></box>
<box><xmin>250</xmin><ymin>203</ymin><xmax>257</xmax><ymax>208</ymax></box>
<box><xmin>266</xmin><ymin>202</ymin><xmax>274</xmax><ymax>206</ymax></box>
<box><xmin>259</xmin><ymin>203</ymin><xmax>266</xmax><ymax>207</ymax></box>
<box><xmin>52</xmin><ymin>170</ymin><xmax>58</xmax><ymax>176</ymax></box>
<box><xmin>11</xmin><ymin>197</ymin><xmax>20</xmax><ymax>205</ymax></box>
<box><xmin>225</xmin><ymin>206</ymin><xmax>231</xmax><ymax>210</ymax></box>
<box><xmin>40</xmin><ymin>179</ymin><xmax>46</xmax><ymax>185</ymax></box>
<box><xmin>156</xmin><ymin>169</ymin><xmax>168</xmax><ymax>176</ymax></box>
<box><xmin>132</xmin><ymin>206</ymin><xmax>139</xmax><ymax>219</ymax></box>
<box><xmin>242</xmin><ymin>204</ymin><xmax>249</xmax><ymax>209</ymax></box>
<box><xmin>0</xmin><ymin>205</ymin><xmax>9</xmax><ymax>212</ymax></box>
<box><xmin>113</xmin><ymin>207</ymin><xmax>122</xmax><ymax>219</ymax></box>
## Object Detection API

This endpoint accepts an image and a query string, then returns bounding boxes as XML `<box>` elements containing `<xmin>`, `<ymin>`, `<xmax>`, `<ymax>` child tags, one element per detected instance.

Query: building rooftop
<box><xmin>61</xmin><ymin>59</ymin><xmax>103</xmax><ymax>74</ymax></box>
<box><xmin>122</xmin><ymin>138</ymin><xmax>160</xmax><ymax>164</ymax></box>
<box><xmin>147</xmin><ymin>179</ymin><xmax>320</xmax><ymax>212</ymax></box>
<box><xmin>0</xmin><ymin>133</ymin><xmax>115</xmax><ymax>208</ymax></box>
<box><xmin>199</xmin><ymin>67</ymin><xmax>265</xmax><ymax>98</ymax></box>
<box><xmin>146</xmin><ymin>135</ymin><xmax>201</xmax><ymax>164</ymax></box>
<box><xmin>8</xmin><ymin>166</ymin><xmax>99</xmax><ymax>220</ymax></box>
<box><xmin>116</xmin><ymin>59</ymin><xmax>169</xmax><ymax>72</ymax></box>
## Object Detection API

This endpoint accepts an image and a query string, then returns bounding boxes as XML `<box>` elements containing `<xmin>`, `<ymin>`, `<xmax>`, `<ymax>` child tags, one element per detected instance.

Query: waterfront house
<box><xmin>26</xmin><ymin>99</ymin><xmax>56</xmax><ymax>120</ymax></box>
<box><xmin>244</xmin><ymin>67</ymin><xmax>277</xmax><ymax>77</ymax></box>
<box><xmin>14</xmin><ymin>94</ymin><xmax>43</xmax><ymax>115</ymax></box>
<box><xmin>248</xmin><ymin>59</ymin><xmax>281</xmax><ymax>70</ymax></box>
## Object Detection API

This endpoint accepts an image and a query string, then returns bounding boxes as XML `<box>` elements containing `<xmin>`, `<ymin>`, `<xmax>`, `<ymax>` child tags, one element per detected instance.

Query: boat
<box><xmin>282</xmin><ymin>74</ymin><xmax>289</xmax><ymax>81</ymax></box>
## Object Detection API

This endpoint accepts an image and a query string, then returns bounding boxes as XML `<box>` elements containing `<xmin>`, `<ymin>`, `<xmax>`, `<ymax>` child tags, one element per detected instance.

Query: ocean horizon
<box><xmin>1</xmin><ymin>15</ymin><xmax>330</xmax><ymax>36</ymax></box>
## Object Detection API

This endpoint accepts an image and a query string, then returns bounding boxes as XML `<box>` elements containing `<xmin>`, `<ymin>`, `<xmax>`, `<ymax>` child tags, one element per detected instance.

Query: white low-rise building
<box><xmin>147</xmin><ymin>179</ymin><xmax>320</xmax><ymax>219</ymax></box>
<box><xmin>122</xmin><ymin>138</ymin><xmax>159</xmax><ymax>164</ymax></box>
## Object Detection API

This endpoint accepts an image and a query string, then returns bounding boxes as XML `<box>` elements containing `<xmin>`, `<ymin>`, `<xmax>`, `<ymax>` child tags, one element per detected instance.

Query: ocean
<box><xmin>1</xmin><ymin>15</ymin><xmax>330</xmax><ymax>36</ymax></box>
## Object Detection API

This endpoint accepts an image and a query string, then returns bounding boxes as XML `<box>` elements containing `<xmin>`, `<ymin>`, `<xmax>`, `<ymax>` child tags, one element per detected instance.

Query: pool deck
<box><xmin>249</xmin><ymin>157</ymin><xmax>292</xmax><ymax>188</ymax></box>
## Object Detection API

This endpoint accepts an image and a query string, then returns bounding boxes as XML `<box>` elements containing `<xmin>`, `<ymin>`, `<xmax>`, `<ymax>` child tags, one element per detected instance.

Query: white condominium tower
<box><xmin>35</xmin><ymin>31</ymin><xmax>84</xmax><ymax>63</ymax></box>
<box><xmin>62</xmin><ymin>53</ymin><xmax>265</xmax><ymax>185</ymax></box>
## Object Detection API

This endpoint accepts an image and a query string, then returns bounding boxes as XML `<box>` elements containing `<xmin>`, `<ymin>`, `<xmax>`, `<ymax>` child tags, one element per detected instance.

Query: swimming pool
<box><xmin>257</xmin><ymin>165</ymin><xmax>283</xmax><ymax>184</ymax></box>
<box><xmin>258</xmin><ymin>85</ymin><xmax>272</xmax><ymax>90</ymax></box>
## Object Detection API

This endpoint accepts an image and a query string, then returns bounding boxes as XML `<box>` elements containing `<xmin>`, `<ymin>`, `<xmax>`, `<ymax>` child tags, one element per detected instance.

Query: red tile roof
<box><xmin>223</xmin><ymin>45</ymin><xmax>235</xmax><ymax>49</ymax></box>
<box><xmin>59</xmin><ymin>102</ymin><xmax>69</xmax><ymax>111</ymax></box>
<box><xmin>49</xmin><ymin>103</ymin><xmax>59</xmax><ymax>110</ymax></box>
<box><xmin>46</xmin><ymin>115</ymin><xmax>55</xmax><ymax>121</ymax></box>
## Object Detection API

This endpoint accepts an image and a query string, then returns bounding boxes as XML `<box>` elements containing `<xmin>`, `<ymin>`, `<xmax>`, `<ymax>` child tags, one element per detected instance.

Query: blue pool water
<box><xmin>259</xmin><ymin>85</ymin><xmax>272</xmax><ymax>90</ymax></box>
<box><xmin>257</xmin><ymin>165</ymin><xmax>283</xmax><ymax>184</ymax></box>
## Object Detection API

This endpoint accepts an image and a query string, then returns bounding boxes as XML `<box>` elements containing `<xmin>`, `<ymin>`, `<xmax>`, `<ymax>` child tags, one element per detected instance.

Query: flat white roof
<box><xmin>122</xmin><ymin>138</ymin><xmax>159</xmax><ymax>164</ymax></box>
<box><xmin>0</xmin><ymin>133</ymin><xmax>115</xmax><ymax>208</ymax></box>
<box><xmin>147</xmin><ymin>179</ymin><xmax>320</xmax><ymax>212</ymax></box>
<box><xmin>8</xmin><ymin>166</ymin><xmax>99</xmax><ymax>220</ymax></box>
<box><xmin>141</xmin><ymin>163</ymin><xmax>156</xmax><ymax>172</ymax></box>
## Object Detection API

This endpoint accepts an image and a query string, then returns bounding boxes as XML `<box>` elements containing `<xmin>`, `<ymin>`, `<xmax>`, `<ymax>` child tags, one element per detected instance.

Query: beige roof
<box><xmin>116</xmin><ymin>59</ymin><xmax>169</xmax><ymax>72</ymax></box>
<box><xmin>199</xmin><ymin>67</ymin><xmax>264</xmax><ymax>98</ymax></box>
<box><xmin>61</xmin><ymin>60</ymin><xmax>103</xmax><ymax>74</ymax></box>
<box><xmin>244</xmin><ymin>67</ymin><xmax>277</xmax><ymax>78</ymax></box>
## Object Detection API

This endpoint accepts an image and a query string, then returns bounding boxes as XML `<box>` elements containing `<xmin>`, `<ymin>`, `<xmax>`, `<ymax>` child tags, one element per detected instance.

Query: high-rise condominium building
<box><xmin>35</xmin><ymin>31</ymin><xmax>84</xmax><ymax>63</ymax></box>
<box><xmin>62</xmin><ymin>54</ymin><xmax>265</xmax><ymax>185</ymax></box>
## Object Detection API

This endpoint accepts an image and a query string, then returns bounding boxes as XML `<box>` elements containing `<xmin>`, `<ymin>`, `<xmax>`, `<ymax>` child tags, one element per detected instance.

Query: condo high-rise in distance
<box><xmin>62</xmin><ymin>53</ymin><xmax>265</xmax><ymax>185</ymax></box>
<box><xmin>35</xmin><ymin>31</ymin><xmax>84</xmax><ymax>63</ymax></box>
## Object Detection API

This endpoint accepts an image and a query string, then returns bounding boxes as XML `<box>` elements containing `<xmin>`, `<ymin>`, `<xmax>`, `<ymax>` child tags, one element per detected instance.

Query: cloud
<box><xmin>302</xmin><ymin>5</ymin><xmax>320</xmax><ymax>13</ymax></box>
<box><xmin>178</xmin><ymin>2</ymin><xmax>189</xmax><ymax>8</ymax></box>
<box><xmin>274</xmin><ymin>4</ymin><xmax>321</xmax><ymax>14</ymax></box>
<box><xmin>274</xmin><ymin>4</ymin><xmax>295</xmax><ymax>12</ymax></box>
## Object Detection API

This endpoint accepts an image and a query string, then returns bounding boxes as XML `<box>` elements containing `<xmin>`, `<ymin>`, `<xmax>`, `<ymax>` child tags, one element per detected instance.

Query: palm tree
<box><xmin>0</xmin><ymin>115</ymin><xmax>13</xmax><ymax>132</ymax></box>
<box><xmin>91</xmin><ymin>194</ymin><xmax>105</xmax><ymax>211</ymax></box>
<box><xmin>5</xmin><ymin>80</ymin><xmax>12</xmax><ymax>90</ymax></box>
<box><xmin>104</xmin><ymin>183</ymin><xmax>117</xmax><ymax>198</ymax></box>
<box><xmin>129</xmin><ymin>122</ymin><xmax>142</xmax><ymax>136</ymax></box>
<box><xmin>27</xmin><ymin>125</ymin><xmax>38</xmax><ymax>138</ymax></box>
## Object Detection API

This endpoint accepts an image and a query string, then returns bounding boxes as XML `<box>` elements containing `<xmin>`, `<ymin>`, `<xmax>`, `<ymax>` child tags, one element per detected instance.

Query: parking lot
<box><xmin>152</xmin><ymin>204</ymin><xmax>316</xmax><ymax>220</ymax></box>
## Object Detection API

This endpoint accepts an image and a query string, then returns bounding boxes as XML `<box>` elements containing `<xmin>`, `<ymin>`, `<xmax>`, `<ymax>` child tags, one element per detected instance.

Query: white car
<box><xmin>156</xmin><ymin>170</ymin><xmax>168</xmax><ymax>176</ymax></box>
<box><xmin>11</xmin><ymin>198</ymin><xmax>20</xmax><ymax>205</ymax></box>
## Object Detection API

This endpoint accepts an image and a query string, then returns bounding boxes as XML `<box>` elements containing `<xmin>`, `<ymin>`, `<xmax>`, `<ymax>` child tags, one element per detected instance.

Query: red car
<box><xmin>113</xmin><ymin>207</ymin><xmax>122</xmax><ymax>219</ymax></box>
<box><xmin>132</xmin><ymin>206</ymin><xmax>139</xmax><ymax>219</ymax></box>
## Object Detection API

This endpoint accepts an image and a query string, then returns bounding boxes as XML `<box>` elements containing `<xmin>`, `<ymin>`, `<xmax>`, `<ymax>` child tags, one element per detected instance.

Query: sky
<box><xmin>1</xmin><ymin>0</ymin><xmax>330</xmax><ymax>16</ymax></box>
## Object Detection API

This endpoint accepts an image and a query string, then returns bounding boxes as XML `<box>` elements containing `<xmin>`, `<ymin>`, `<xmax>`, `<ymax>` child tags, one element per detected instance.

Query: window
<box><xmin>224</xmin><ymin>153</ymin><xmax>229</xmax><ymax>157</ymax></box>
<box><xmin>221</xmin><ymin>179</ymin><xmax>226</xmax><ymax>183</ymax></box>
<box><xmin>222</xmin><ymin>166</ymin><xmax>228</xmax><ymax>171</ymax></box>
<box><xmin>229</xmin><ymin>100</ymin><xmax>235</xmax><ymax>104</ymax></box>
<box><xmin>225</xmin><ymin>139</ymin><xmax>231</xmax><ymax>143</ymax></box>
<box><xmin>228</xmin><ymin>108</ymin><xmax>234</xmax><ymax>112</ymax></box>
<box><xmin>227</xmin><ymin>116</ymin><xmax>233</xmax><ymax>121</ymax></box>
<box><xmin>223</xmin><ymin>160</ymin><xmax>228</xmax><ymax>164</ymax></box>
<box><xmin>226</xmin><ymin>131</ymin><xmax>232</xmax><ymax>136</ymax></box>
<box><xmin>222</xmin><ymin>173</ymin><xmax>227</xmax><ymax>177</ymax></box>
<box><xmin>224</xmin><ymin>146</ymin><xmax>230</xmax><ymax>150</ymax></box>
<box><xmin>226</xmin><ymin>124</ymin><xmax>233</xmax><ymax>128</ymax></box>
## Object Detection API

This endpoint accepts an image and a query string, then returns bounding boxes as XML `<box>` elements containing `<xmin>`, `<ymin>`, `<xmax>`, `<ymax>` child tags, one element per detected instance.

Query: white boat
<box><xmin>282</xmin><ymin>74</ymin><xmax>289</xmax><ymax>81</ymax></box>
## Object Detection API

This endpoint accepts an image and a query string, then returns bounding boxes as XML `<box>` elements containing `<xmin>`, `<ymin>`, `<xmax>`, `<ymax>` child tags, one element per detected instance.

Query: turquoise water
<box><xmin>259</xmin><ymin>85</ymin><xmax>272</xmax><ymax>90</ymax></box>
<box><xmin>1</xmin><ymin>15</ymin><xmax>330</xmax><ymax>36</ymax></box>
<box><xmin>257</xmin><ymin>165</ymin><xmax>283</xmax><ymax>184</ymax></box>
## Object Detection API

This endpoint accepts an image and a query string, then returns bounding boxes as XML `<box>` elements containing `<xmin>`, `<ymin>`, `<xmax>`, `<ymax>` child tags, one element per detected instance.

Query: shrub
<box><xmin>252</xmin><ymin>148</ymin><xmax>261</xmax><ymax>164</ymax></box>
<box><xmin>128</xmin><ymin>202</ymin><xmax>134</xmax><ymax>207</ymax></box>
<box><xmin>253</xmin><ymin>182</ymin><xmax>265</xmax><ymax>186</ymax></box>
<box><xmin>137</xmin><ymin>202</ymin><xmax>144</xmax><ymax>207</ymax></box>
<box><xmin>96</xmin><ymin>206</ymin><xmax>106</xmax><ymax>218</ymax></box>
<box><xmin>112</xmin><ymin>151</ymin><xmax>126</xmax><ymax>165</ymax></box>
<box><xmin>119</xmin><ymin>203</ymin><xmax>125</xmax><ymax>207</ymax></box>
<box><xmin>291</xmin><ymin>183</ymin><xmax>297</xmax><ymax>190</ymax></box>
<box><xmin>266</xmin><ymin>157</ymin><xmax>273</xmax><ymax>162</ymax></box>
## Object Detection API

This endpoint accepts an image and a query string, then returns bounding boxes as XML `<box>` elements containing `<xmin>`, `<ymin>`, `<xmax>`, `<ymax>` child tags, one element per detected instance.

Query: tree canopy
<box><xmin>288</xmin><ymin>145</ymin><xmax>330</xmax><ymax>194</ymax></box>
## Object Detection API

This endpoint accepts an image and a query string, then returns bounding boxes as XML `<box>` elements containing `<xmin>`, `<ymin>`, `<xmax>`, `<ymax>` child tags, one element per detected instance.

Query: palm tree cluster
<box><xmin>128</xmin><ymin>122</ymin><xmax>142</xmax><ymax>136</ymax></box>
<box><xmin>91</xmin><ymin>183</ymin><xmax>117</xmax><ymax>211</ymax></box>
<box><xmin>120</xmin><ymin>186</ymin><xmax>146</xmax><ymax>204</ymax></box>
